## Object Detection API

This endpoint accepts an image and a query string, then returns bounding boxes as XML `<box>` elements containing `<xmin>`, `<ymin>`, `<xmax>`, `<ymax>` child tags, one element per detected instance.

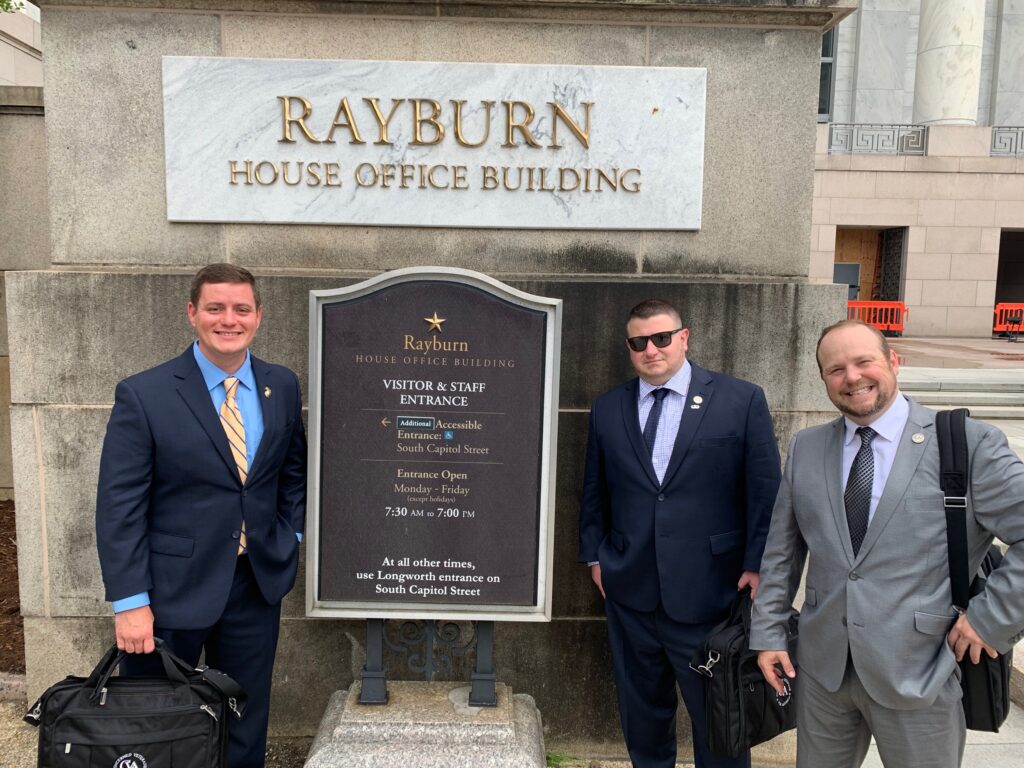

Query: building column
<box><xmin>912</xmin><ymin>0</ymin><xmax>985</xmax><ymax>125</ymax></box>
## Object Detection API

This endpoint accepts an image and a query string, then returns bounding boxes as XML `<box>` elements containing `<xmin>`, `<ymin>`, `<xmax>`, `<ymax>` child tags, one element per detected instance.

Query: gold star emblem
<box><xmin>424</xmin><ymin>312</ymin><xmax>446</xmax><ymax>333</ymax></box>
<box><xmin>264</xmin><ymin>387</ymin><xmax>272</xmax><ymax>398</ymax></box>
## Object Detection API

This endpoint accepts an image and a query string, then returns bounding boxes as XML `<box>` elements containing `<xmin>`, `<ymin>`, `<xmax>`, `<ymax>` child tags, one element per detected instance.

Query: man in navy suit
<box><xmin>96</xmin><ymin>263</ymin><xmax>307</xmax><ymax>768</ymax></box>
<box><xmin>579</xmin><ymin>299</ymin><xmax>781</xmax><ymax>768</ymax></box>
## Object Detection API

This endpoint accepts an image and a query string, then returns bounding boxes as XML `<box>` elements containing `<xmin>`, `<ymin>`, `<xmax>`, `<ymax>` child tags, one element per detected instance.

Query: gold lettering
<box><xmin>400</xmin><ymin>164</ymin><xmax>416</xmax><ymax>189</ymax></box>
<box><xmin>428</xmin><ymin>164</ymin><xmax>449</xmax><ymax>189</ymax></box>
<box><xmin>596</xmin><ymin>167</ymin><xmax>618</xmax><ymax>192</ymax></box>
<box><xmin>502</xmin><ymin>101</ymin><xmax>542</xmax><ymax>148</ymax></box>
<box><xmin>306</xmin><ymin>162</ymin><xmax>323</xmax><ymax>186</ymax></box>
<box><xmin>254</xmin><ymin>161</ymin><xmax>279</xmax><ymax>185</ymax></box>
<box><xmin>277</xmin><ymin>96</ymin><xmax>321</xmax><ymax>144</ymax></box>
<box><xmin>355</xmin><ymin>162</ymin><xmax>378</xmax><ymax>187</ymax></box>
<box><xmin>502</xmin><ymin>166</ymin><xmax>522</xmax><ymax>191</ymax></box>
<box><xmin>549</xmin><ymin>101</ymin><xmax>593</xmax><ymax>149</ymax></box>
<box><xmin>412</xmin><ymin>99</ymin><xmax>445</xmax><ymax>145</ymax></box>
<box><xmin>324</xmin><ymin>162</ymin><xmax>343</xmax><ymax>187</ymax></box>
<box><xmin>324</xmin><ymin>98</ymin><xmax>366</xmax><ymax>144</ymax></box>
<box><xmin>451</xmin><ymin>100</ymin><xmax>494</xmax><ymax>148</ymax></box>
<box><xmin>558</xmin><ymin>167</ymin><xmax>580</xmax><ymax>191</ymax></box>
<box><xmin>621</xmin><ymin>168</ymin><xmax>641</xmax><ymax>193</ymax></box>
<box><xmin>452</xmin><ymin>165</ymin><xmax>468</xmax><ymax>190</ymax></box>
<box><xmin>280</xmin><ymin>161</ymin><xmax>302</xmax><ymax>186</ymax></box>
<box><xmin>364</xmin><ymin>98</ymin><xmax>405</xmax><ymax>145</ymax></box>
<box><xmin>537</xmin><ymin>167</ymin><xmax>555</xmax><ymax>192</ymax></box>
<box><xmin>229</xmin><ymin>160</ymin><xmax>254</xmax><ymax>185</ymax></box>
<box><xmin>481</xmin><ymin>166</ymin><xmax>499</xmax><ymax>190</ymax></box>
<box><xmin>379</xmin><ymin>163</ymin><xmax>396</xmax><ymax>188</ymax></box>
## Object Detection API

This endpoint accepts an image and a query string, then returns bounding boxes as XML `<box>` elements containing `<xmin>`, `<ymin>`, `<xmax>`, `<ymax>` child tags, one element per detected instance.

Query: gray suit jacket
<box><xmin>750</xmin><ymin>397</ymin><xmax>1024</xmax><ymax>710</ymax></box>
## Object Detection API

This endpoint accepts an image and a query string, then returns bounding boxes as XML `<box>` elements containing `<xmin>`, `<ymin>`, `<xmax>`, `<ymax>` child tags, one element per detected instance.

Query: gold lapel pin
<box><xmin>264</xmin><ymin>387</ymin><xmax>272</xmax><ymax>398</ymax></box>
<box><xmin>692</xmin><ymin>395</ymin><xmax>703</xmax><ymax>404</ymax></box>
<box><xmin>912</xmin><ymin>433</ymin><xmax>924</xmax><ymax>444</ymax></box>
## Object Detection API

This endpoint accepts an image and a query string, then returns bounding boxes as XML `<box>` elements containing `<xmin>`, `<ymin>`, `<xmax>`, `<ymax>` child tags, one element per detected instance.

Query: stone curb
<box><xmin>0</xmin><ymin>674</ymin><xmax>26</xmax><ymax>705</ymax></box>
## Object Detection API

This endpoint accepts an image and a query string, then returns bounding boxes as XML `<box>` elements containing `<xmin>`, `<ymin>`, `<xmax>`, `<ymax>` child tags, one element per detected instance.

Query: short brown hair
<box><xmin>627</xmin><ymin>299</ymin><xmax>683</xmax><ymax>328</ymax></box>
<box><xmin>190</xmin><ymin>263</ymin><xmax>261</xmax><ymax>308</ymax></box>
<box><xmin>815</xmin><ymin>319</ymin><xmax>892</xmax><ymax>373</ymax></box>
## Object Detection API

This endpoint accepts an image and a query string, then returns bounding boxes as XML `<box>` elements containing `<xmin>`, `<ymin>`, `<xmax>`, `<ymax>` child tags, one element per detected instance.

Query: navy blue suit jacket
<box><xmin>578</xmin><ymin>363</ymin><xmax>781</xmax><ymax>623</ymax></box>
<box><xmin>96</xmin><ymin>347</ymin><xmax>307</xmax><ymax>629</ymax></box>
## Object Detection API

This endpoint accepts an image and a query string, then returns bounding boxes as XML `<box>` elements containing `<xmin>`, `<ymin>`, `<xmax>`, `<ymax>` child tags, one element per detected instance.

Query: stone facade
<box><xmin>12</xmin><ymin>0</ymin><xmax>852</xmax><ymax>756</ymax></box>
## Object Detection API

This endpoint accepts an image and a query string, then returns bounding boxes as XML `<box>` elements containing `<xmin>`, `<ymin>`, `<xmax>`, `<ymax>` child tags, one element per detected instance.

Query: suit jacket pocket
<box><xmin>904</xmin><ymin>494</ymin><xmax>945</xmax><ymax>513</ymax></box>
<box><xmin>709</xmin><ymin>529</ymin><xmax>742</xmax><ymax>555</ymax></box>
<box><xmin>609</xmin><ymin>529</ymin><xmax>626</xmax><ymax>553</ymax></box>
<box><xmin>914</xmin><ymin>611</ymin><xmax>956</xmax><ymax>636</ymax></box>
<box><xmin>700</xmin><ymin>435</ymin><xmax>738</xmax><ymax>447</ymax></box>
<box><xmin>149</xmin><ymin>530</ymin><xmax>195</xmax><ymax>558</ymax></box>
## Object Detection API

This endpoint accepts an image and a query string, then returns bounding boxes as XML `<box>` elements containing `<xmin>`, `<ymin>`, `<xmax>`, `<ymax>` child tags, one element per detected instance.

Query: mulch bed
<box><xmin>0</xmin><ymin>500</ymin><xmax>24</xmax><ymax>674</ymax></box>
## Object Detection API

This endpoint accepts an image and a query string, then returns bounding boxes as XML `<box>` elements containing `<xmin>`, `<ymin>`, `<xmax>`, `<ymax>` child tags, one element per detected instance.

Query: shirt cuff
<box><xmin>587</xmin><ymin>561</ymin><xmax>599</xmax><ymax>566</ymax></box>
<box><xmin>296</xmin><ymin>532</ymin><xmax>302</xmax><ymax>542</ymax></box>
<box><xmin>113</xmin><ymin>592</ymin><xmax>150</xmax><ymax>613</ymax></box>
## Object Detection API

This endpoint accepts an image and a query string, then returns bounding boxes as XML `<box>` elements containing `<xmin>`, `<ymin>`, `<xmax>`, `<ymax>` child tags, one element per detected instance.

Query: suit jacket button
<box><xmin>849</xmin><ymin>570</ymin><xmax>860</xmax><ymax>580</ymax></box>
<box><xmin>841</xmin><ymin>616</ymin><xmax>848</xmax><ymax>626</ymax></box>
<box><xmin>232</xmin><ymin>530</ymin><xmax>241</xmax><ymax>539</ymax></box>
<box><xmin>657</xmin><ymin>494</ymin><xmax>665</xmax><ymax>501</ymax></box>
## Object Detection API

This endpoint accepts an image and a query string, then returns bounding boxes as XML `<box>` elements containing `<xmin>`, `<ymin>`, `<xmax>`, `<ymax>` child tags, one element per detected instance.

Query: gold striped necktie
<box><xmin>220</xmin><ymin>376</ymin><xmax>248</xmax><ymax>554</ymax></box>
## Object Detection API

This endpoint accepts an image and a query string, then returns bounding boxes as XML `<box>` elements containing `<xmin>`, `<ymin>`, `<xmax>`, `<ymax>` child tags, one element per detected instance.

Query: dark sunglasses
<box><xmin>626</xmin><ymin>328</ymin><xmax>684</xmax><ymax>352</ymax></box>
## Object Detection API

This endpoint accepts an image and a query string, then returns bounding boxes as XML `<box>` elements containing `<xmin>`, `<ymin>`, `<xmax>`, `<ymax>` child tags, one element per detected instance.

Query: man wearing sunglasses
<box><xmin>579</xmin><ymin>299</ymin><xmax>781</xmax><ymax>768</ymax></box>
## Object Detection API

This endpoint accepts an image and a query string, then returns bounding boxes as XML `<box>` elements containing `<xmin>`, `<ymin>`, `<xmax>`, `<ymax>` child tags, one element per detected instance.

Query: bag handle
<box><xmin>84</xmin><ymin>637</ymin><xmax>194</xmax><ymax>703</ymax></box>
<box><xmin>936</xmin><ymin>408</ymin><xmax>972</xmax><ymax>612</ymax></box>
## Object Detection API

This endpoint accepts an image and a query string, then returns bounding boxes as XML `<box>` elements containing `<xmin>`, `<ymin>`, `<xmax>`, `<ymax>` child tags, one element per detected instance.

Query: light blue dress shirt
<box><xmin>112</xmin><ymin>343</ymin><xmax>286</xmax><ymax>614</ymax></box>
<box><xmin>841</xmin><ymin>393</ymin><xmax>910</xmax><ymax>526</ymax></box>
<box><xmin>637</xmin><ymin>361</ymin><xmax>692</xmax><ymax>485</ymax></box>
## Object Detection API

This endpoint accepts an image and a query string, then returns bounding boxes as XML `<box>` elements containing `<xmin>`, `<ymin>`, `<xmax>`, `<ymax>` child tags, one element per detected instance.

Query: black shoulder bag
<box><xmin>23</xmin><ymin>638</ymin><xmax>246</xmax><ymax>767</ymax></box>
<box><xmin>936</xmin><ymin>407</ymin><xmax>1012</xmax><ymax>733</ymax></box>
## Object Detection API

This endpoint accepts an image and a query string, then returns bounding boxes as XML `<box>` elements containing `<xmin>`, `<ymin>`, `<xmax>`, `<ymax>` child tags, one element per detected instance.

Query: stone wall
<box><xmin>14</xmin><ymin>0</ymin><xmax>851</xmax><ymax>754</ymax></box>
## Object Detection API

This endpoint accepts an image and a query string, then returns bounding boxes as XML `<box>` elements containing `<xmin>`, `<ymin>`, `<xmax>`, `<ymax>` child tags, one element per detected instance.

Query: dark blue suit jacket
<box><xmin>96</xmin><ymin>347</ymin><xmax>307</xmax><ymax>629</ymax></box>
<box><xmin>578</xmin><ymin>363</ymin><xmax>781</xmax><ymax>623</ymax></box>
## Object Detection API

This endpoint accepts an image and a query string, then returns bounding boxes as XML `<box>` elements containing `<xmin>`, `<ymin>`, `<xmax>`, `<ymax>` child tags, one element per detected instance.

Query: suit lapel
<box><xmin>661</xmin><ymin>363</ymin><xmax>713</xmax><ymax>488</ymax></box>
<box><xmin>856</xmin><ymin>400</ymin><xmax>932</xmax><ymax>561</ymax></box>
<box><xmin>824</xmin><ymin>417</ymin><xmax>855</xmax><ymax>563</ymax></box>
<box><xmin>620</xmin><ymin>379</ymin><xmax>661</xmax><ymax>488</ymax></box>
<box><xmin>248</xmin><ymin>356</ymin><xmax>277</xmax><ymax>480</ymax></box>
<box><xmin>173</xmin><ymin>348</ymin><xmax>240</xmax><ymax>484</ymax></box>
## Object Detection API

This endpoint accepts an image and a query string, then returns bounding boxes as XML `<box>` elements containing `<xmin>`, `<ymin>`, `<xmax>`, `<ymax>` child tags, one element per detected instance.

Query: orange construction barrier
<box><xmin>993</xmin><ymin>303</ymin><xmax>1024</xmax><ymax>333</ymax></box>
<box><xmin>847</xmin><ymin>301</ymin><xmax>909</xmax><ymax>333</ymax></box>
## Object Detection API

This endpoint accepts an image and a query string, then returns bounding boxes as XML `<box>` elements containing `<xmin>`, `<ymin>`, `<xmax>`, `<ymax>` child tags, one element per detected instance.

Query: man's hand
<box><xmin>737</xmin><ymin>571</ymin><xmax>760</xmax><ymax>600</ymax></box>
<box><xmin>947</xmin><ymin>613</ymin><xmax>998</xmax><ymax>664</ymax></box>
<box><xmin>115</xmin><ymin>605</ymin><xmax>155</xmax><ymax>654</ymax></box>
<box><xmin>757</xmin><ymin>650</ymin><xmax>796</xmax><ymax>696</ymax></box>
<box><xmin>590</xmin><ymin>563</ymin><xmax>605</xmax><ymax>599</ymax></box>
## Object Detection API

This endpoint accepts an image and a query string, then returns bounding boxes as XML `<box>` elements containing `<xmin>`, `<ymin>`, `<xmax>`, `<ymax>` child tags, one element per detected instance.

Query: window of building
<box><xmin>818</xmin><ymin>27</ymin><xmax>836</xmax><ymax>123</ymax></box>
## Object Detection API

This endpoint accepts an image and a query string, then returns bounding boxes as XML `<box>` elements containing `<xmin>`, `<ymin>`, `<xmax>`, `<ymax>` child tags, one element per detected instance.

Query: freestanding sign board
<box><xmin>307</xmin><ymin>268</ymin><xmax>561</xmax><ymax>621</ymax></box>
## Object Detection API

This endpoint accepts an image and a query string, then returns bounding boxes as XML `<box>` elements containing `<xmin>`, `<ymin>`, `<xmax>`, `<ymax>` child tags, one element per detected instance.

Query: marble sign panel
<box><xmin>162</xmin><ymin>57</ymin><xmax>706</xmax><ymax>230</ymax></box>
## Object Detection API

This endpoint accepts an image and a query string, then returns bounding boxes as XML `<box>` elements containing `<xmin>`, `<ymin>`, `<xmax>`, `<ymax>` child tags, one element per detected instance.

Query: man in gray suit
<box><xmin>750</xmin><ymin>319</ymin><xmax>1024</xmax><ymax>768</ymax></box>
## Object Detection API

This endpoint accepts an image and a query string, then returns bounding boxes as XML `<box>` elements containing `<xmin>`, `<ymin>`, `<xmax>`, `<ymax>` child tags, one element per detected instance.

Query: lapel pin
<box><xmin>692</xmin><ymin>395</ymin><xmax>703</xmax><ymax>404</ymax></box>
<box><xmin>912</xmin><ymin>433</ymin><xmax>924</xmax><ymax>444</ymax></box>
<box><xmin>690</xmin><ymin>404</ymin><xmax>701</xmax><ymax>410</ymax></box>
<box><xmin>264</xmin><ymin>387</ymin><xmax>272</xmax><ymax>398</ymax></box>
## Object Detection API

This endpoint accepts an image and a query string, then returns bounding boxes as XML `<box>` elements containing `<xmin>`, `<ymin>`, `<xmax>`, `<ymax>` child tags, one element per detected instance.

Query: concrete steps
<box><xmin>899</xmin><ymin>367</ymin><xmax>1024</xmax><ymax>419</ymax></box>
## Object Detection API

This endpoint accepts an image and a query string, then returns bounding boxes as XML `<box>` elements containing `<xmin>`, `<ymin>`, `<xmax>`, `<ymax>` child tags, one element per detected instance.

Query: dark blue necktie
<box><xmin>845</xmin><ymin>426</ymin><xmax>876</xmax><ymax>556</ymax></box>
<box><xmin>643</xmin><ymin>388</ymin><xmax>670</xmax><ymax>457</ymax></box>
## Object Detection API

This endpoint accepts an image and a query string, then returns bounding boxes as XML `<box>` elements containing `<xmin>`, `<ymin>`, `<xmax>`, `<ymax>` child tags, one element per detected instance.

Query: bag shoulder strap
<box><xmin>937</xmin><ymin>408</ymin><xmax>971</xmax><ymax>612</ymax></box>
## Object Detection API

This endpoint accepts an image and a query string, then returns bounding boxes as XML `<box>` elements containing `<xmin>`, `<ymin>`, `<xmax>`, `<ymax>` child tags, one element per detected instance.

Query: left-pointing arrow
<box><xmin>381</xmin><ymin>417</ymin><xmax>391</xmax><ymax>427</ymax></box>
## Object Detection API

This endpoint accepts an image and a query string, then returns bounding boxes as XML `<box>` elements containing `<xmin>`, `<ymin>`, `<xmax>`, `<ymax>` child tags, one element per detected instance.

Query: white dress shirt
<box><xmin>638</xmin><ymin>361</ymin><xmax>692</xmax><ymax>485</ymax></box>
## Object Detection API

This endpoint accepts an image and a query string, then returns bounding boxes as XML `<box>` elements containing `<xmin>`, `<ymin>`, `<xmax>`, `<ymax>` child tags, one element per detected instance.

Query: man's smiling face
<box><xmin>817</xmin><ymin>323</ymin><xmax>900</xmax><ymax>425</ymax></box>
<box><xmin>187</xmin><ymin>281</ymin><xmax>262</xmax><ymax>372</ymax></box>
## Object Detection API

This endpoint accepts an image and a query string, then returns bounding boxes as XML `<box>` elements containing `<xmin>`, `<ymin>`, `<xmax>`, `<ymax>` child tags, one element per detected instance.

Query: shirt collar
<box><xmin>843</xmin><ymin>391</ymin><xmax>909</xmax><ymax>446</ymax></box>
<box><xmin>192</xmin><ymin>341</ymin><xmax>255</xmax><ymax>392</ymax></box>
<box><xmin>638</xmin><ymin>360</ymin><xmax>692</xmax><ymax>401</ymax></box>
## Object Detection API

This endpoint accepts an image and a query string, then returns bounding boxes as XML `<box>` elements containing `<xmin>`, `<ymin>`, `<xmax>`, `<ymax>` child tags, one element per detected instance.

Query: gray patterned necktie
<box><xmin>643</xmin><ymin>388</ymin><xmax>669</xmax><ymax>457</ymax></box>
<box><xmin>845</xmin><ymin>426</ymin><xmax>876</xmax><ymax>556</ymax></box>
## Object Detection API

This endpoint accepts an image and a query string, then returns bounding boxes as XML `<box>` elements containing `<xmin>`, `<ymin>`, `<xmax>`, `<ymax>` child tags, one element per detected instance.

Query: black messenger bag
<box><xmin>690</xmin><ymin>589</ymin><xmax>799</xmax><ymax>757</ymax></box>
<box><xmin>24</xmin><ymin>639</ymin><xmax>246</xmax><ymax>768</ymax></box>
<box><xmin>936</xmin><ymin>408</ymin><xmax>1013</xmax><ymax>733</ymax></box>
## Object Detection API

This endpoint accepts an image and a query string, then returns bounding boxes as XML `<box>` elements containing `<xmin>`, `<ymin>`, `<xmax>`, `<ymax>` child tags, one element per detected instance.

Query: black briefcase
<box><xmin>24</xmin><ymin>639</ymin><xmax>246</xmax><ymax>768</ymax></box>
<box><xmin>690</xmin><ymin>589</ymin><xmax>799</xmax><ymax>758</ymax></box>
